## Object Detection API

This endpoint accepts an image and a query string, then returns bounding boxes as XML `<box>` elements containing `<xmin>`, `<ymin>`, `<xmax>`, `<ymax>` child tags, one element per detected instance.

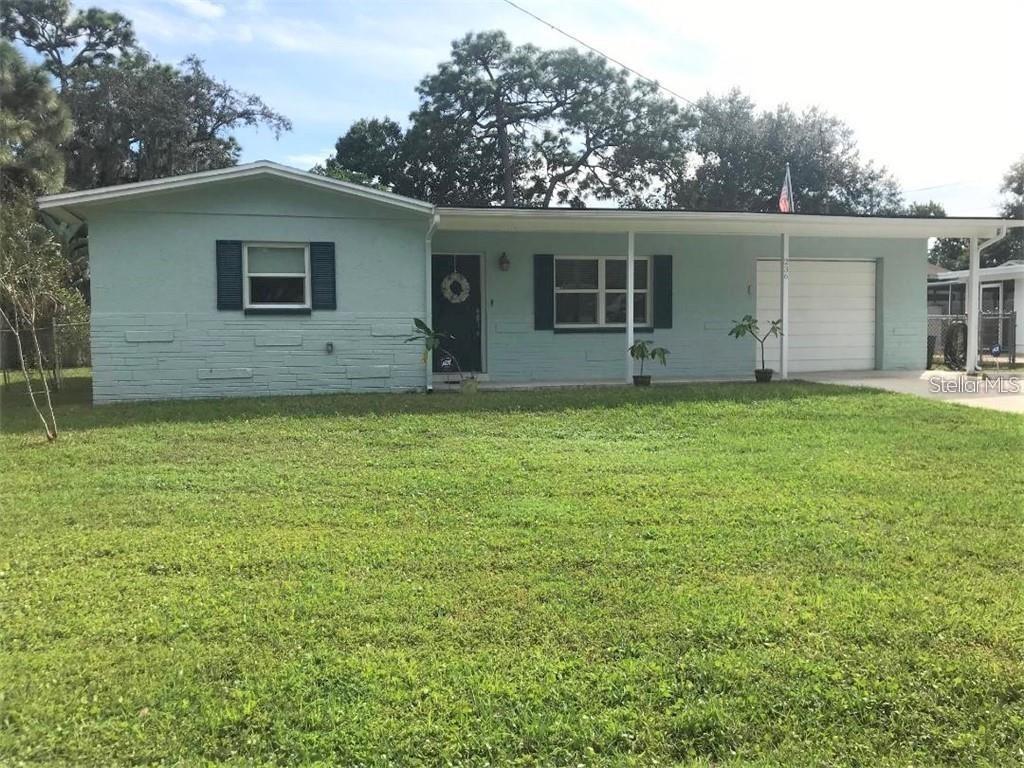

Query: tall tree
<box><xmin>1</xmin><ymin>0</ymin><xmax>136</xmax><ymax>92</ymax></box>
<box><xmin>4</xmin><ymin>0</ymin><xmax>290</xmax><ymax>189</ymax></box>
<box><xmin>416</xmin><ymin>31</ymin><xmax>536</xmax><ymax>206</ymax></box>
<box><xmin>0</xmin><ymin>39</ymin><xmax>71</xmax><ymax>196</ymax></box>
<box><xmin>526</xmin><ymin>47</ymin><xmax>690</xmax><ymax>208</ymax></box>
<box><xmin>326</xmin><ymin>31</ymin><xmax>690</xmax><ymax>208</ymax></box>
<box><xmin>668</xmin><ymin>90</ymin><xmax>904</xmax><ymax>214</ymax></box>
<box><xmin>988</xmin><ymin>156</ymin><xmax>1024</xmax><ymax>265</ymax></box>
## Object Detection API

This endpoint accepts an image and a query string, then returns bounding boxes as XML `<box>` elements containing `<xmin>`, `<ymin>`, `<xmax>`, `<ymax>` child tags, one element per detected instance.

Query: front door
<box><xmin>432</xmin><ymin>254</ymin><xmax>482</xmax><ymax>374</ymax></box>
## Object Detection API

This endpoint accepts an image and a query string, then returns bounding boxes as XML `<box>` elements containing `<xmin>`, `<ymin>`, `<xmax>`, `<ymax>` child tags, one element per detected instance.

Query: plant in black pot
<box><xmin>728</xmin><ymin>315</ymin><xmax>783</xmax><ymax>382</ymax></box>
<box><xmin>629</xmin><ymin>340</ymin><xmax>669</xmax><ymax>386</ymax></box>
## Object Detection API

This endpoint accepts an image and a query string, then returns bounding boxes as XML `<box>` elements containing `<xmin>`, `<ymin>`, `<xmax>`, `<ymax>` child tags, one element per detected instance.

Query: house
<box><xmin>928</xmin><ymin>260</ymin><xmax>1022</xmax><ymax>355</ymax></box>
<box><xmin>37</xmin><ymin>162</ymin><xmax>1023</xmax><ymax>403</ymax></box>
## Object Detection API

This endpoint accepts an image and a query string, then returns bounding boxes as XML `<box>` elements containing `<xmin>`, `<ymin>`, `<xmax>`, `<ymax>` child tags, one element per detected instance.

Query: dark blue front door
<box><xmin>432</xmin><ymin>254</ymin><xmax>482</xmax><ymax>374</ymax></box>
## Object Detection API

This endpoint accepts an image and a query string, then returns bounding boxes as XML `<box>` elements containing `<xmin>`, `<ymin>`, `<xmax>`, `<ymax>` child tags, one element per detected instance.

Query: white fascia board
<box><xmin>36</xmin><ymin>161</ymin><xmax>435</xmax><ymax>216</ymax></box>
<box><xmin>437</xmin><ymin>207</ymin><xmax>1023</xmax><ymax>240</ymax></box>
<box><xmin>937</xmin><ymin>263</ymin><xmax>1024</xmax><ymax>282</ymax></box>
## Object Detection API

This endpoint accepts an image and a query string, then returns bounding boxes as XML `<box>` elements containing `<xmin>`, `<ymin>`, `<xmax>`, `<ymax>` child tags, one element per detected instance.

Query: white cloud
<box><xmin>169</xmin><ymin>0</ymin><xmax>225</xmax><ymax>19</ymax></box>
<box><xmin>587</xmin><ymin>0</ymin><xmax>1023</xmax><ymax>214</ymax></box>
<box><xmin>285</xmin><ymin>149</ymin><xmax>333</xmax><ymax>170</ymax></box>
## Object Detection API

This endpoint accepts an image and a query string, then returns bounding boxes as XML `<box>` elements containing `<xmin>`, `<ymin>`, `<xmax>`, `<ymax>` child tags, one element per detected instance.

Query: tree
<box><xmin>4</xmin><ymin>0</ymin><xmax>291</xmax><ymax>189</ymax></box>
<box><xmin>325</xmin><ymin>118</ymin><xmax>405</xmax><ymax>188</ymax></box>
<box><xmin>667</xmin><ymin>90</ymin><xmax>904</xmax><ymax>214</ymax></box>
<box><xmin>54</xmin><ymin>51</ymin><xmax>292</xmax><ymax>189</ymax></box>
<box><xmin>525</xmin><ymin>47</ymin><xmax>690</xmax><ymax>208</ymax></box>
<box><xmin>0</xmin><ymin>191</ymin><xmax>86</xmax><ymax>441</ymax></box>
<box><xmin>987</xmin><ymin>156</ymin><xmax>1024</xmax><ymax>266</ymax></box>
<box><xmin>1</xmin><ymin>0</ymin><xmax>136</xmax><ymax>92</ymax></box>
<box><xmin>325</xmin><ymin>31</ymin><xmax>690</xmax><ymax>208</ymax></box>
<box><xmin>906</xmin><ymin>201</ymin><xmax>967</xmax><ymax>270</ymax></box>
<box><xmin>0</xmin><ymin>40</ymin><xmax>71</xmax><ymax>196</ymax></box>
<box><xmin>919</xmin><ymin>157</ymin><xmax>1024</xmax><ymax>271</ymax></box>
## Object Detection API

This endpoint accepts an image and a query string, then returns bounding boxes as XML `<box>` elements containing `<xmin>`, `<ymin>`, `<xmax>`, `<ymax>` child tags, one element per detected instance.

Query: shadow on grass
<box><xmin>0</xmin><ymin>368</ymin><xmax>890</xmax><ymax>437</ymax></box>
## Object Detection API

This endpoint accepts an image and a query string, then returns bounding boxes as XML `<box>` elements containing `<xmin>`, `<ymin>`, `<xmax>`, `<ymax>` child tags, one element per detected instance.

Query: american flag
<box><xmin>779</xmin><ymin>163</ymin><xmax>795</xmax><ymax>213</ymax></box>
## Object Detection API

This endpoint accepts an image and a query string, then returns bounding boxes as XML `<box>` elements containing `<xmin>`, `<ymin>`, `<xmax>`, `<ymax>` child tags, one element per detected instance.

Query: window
<box><xmin>243</xmin><ymin>243</ymin><xmax>310</xmax><ymax>309</ymax></box>
<box><xmin>554</xmin><ymin>256</ymin><xmax>650</xmax><ymax>327</ymax></box>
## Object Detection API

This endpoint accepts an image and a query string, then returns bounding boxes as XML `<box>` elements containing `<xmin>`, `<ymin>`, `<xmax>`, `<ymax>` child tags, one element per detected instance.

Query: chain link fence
<box><xmin>1</xmin><ymin>322</ymin><xmax>90</xmax><ymax>382</ymax></box>
<box><xmin>927</xmin><ymin>312</ymin><xmax>1016</xmax><ymax>369</ymax></box>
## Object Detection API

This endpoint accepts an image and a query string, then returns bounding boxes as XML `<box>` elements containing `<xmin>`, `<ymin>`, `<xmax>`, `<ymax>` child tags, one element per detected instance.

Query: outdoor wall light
<box><xmin>325</xmin><ymin>342</ymin><xmax>334</xmax><ymax>353</ymax></box>
<box><xmin>498</xmin><ymin>252</ymin><xmax>510</xmax><ymax>272</ymax></box>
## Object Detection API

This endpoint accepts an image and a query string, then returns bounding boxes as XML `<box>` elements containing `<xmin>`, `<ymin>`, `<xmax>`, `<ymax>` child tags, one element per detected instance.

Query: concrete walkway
<box><xmin>804</xmin><ymin>370</ymin><xmax>1024</xmax><ymax>413</ymax></box>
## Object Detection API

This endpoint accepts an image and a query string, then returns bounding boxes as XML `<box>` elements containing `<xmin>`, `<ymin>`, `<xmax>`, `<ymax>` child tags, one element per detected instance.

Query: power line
<box><xmin>903</xmin><ymin>181</ymin><xmax>967</xmax><ymax>194</ymax></box>
<box><xmin>498</xmin><ymin>0</ymin><xmax>705</xmax><ymax>114</ymax></box>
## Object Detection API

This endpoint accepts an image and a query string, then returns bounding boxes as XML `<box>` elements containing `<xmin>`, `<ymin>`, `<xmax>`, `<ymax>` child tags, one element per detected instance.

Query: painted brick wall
<box><xmin>90</xmin><ymin>312</ymin><xmax>423</xmax><ymax>402</ymax></box>
<box><xmin>86</xmin><ymin>177</ymin><xmax>431</xmax><ymax>403</ymax></box>
<box><xmin>432</xmin><ymin>230</ymin><xmax>928</xmax><ymax>381</ymax></box>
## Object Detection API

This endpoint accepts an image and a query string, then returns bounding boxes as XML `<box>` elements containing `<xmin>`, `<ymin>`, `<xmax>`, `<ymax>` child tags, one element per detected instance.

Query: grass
<box><xmin>1</xmin><ymin>369</ymin><xmax>1023</xmax><ymax>766</ymax></box>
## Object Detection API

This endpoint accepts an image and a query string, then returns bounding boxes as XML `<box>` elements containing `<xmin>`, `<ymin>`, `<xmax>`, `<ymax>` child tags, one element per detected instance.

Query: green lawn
<box><xmin>2</xmin><ymin>370</ymin><xmax>1023</xmax><ymax>766</ymax></box>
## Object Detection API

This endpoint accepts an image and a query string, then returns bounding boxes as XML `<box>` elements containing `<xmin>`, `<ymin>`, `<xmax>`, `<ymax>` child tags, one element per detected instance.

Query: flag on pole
<box><xmin>778</xmin><ymin>163</ymin><xmax>795</xmax><ymax>213</ymax></box>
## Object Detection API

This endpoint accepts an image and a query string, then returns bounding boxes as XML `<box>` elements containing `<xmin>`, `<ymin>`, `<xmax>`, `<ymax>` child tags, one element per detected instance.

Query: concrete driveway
<box><xmin>804</xmin><ymin>370</ymin><xmax>1024</xmax><ymax>413</ymax></box>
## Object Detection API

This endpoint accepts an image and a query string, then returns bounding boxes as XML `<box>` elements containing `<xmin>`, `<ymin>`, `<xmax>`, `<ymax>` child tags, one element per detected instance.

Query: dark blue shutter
<box><xmin>534</xmin><ymin>254</ymin><xmax>554</xmax><ymax>330</ymax></box>
<box><xmin>652</xmin><ymin>254</ymin><xmax>673</xmax><ymax>329</ymax></box>
<box><xmin>310</xmin><ymin>242</ymin><xmax>336</xmax><ymax>310</ymax></box>
<box><xmin>216</xmin><ymin>240</ymin><xmax>243</xmax><ymax>310</ymax></box>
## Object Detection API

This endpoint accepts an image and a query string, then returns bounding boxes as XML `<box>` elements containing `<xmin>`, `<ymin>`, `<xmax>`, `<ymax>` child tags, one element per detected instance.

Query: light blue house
<box><xmin>37</xmin><ymin>162</ymin><xmax>1018</xmax><ymax>403</ymax></box>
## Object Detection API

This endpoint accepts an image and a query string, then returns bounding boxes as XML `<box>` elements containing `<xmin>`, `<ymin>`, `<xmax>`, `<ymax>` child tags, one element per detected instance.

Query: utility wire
<box><xmin>498</xmin><ymin>0</ymin><xmax>706</xmax><ymax>114</ymax></box>
<box><xmin>499</xmin><ymin>0</ymin><xmax>984</xmax><ymax>204</ymax></box>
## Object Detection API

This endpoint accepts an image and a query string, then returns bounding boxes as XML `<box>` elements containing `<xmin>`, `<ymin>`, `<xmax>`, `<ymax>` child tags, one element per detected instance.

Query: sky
<box><xmin>35</xmin><ymin>0</ymin><xmax>1024</xmax><ymax>214</ymax></box>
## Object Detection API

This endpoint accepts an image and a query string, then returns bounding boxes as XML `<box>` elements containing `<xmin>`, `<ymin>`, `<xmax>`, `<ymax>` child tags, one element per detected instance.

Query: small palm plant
<box><xmin>628</xmin><ymin>340</ymin><xmax>669</xmax><ymax>386</ymax></box>
<box><xmin>406</xmin><ymin>318</ymin><xmax>475</xmax><ymax>391</ymax></box>
<box><xmin>728</xmin><ymin>315</ymin><xmax>783</xmax><ymax>382</ymax></box>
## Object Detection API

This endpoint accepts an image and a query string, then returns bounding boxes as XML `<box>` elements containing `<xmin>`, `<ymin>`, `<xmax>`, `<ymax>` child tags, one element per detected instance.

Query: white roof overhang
<box><xmin>936</xmin><ymin>261</ymin><xmax>1024</xmax><ymax>283</ymax></box>
<box><xmin>437</xmin><ymin>207</ymin><xmax>1022</xmax><ymax>240</ymax></box>
<box><xmin>36</xmin><ymin>160</ymin><xmax>435</xmax><ymax>224</ymax></box>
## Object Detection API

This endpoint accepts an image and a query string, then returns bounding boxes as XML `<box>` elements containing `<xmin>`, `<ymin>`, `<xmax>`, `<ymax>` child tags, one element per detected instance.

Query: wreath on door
<box><xmin>441</xmin><ymin>271</ymin><xmax>471</xmax><ymax>304</ymax></box>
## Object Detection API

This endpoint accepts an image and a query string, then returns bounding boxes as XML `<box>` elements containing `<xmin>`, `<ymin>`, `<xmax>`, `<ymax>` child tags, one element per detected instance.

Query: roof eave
<box><xmin>36</xmin><ymin>161</ymin><xmax>435</xmax><ymax>217</ymax></box>
<box><xmin>436</xmin><ymin>208</ymin><xmax>1022</xmax><ymax>239</ymax></box>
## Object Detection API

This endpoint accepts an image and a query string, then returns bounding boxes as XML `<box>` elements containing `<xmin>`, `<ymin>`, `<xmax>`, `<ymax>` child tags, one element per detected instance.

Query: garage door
<box><xmin>756</xmin><ymin>260</ymin><xmax>876</xmax><ymax>373</ymax></box>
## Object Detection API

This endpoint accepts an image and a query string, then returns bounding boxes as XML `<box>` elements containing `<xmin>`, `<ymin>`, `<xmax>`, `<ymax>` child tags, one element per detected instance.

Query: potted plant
<box><xmin>728</xmin><ymin>315</ymin><xmax>782</xmax><ymax>382</ymax></box>
<box><xmin>628</xmin><ymin>340</ymin><xmax>669</xmax><ymax>386</ymax></box>
<box><xmin>406</xmin><ymin>318</ymin><xmax>477</xmax><ymax>393</ymax></box>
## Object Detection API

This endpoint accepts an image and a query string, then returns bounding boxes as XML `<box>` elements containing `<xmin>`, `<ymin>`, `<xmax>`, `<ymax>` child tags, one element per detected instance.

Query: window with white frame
<box><xmin>554</xmin><ymin>256</ymin><xmax>650</xmax><ymax>327</ymax></box>
<box><xmin>243</xmin><ymin>243</ymin><xmax>310</xmax><ymax>309</ymax></box>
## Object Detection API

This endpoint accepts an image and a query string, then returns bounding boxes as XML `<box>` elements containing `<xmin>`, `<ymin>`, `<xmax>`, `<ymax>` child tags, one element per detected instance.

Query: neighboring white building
<box><xmin>930</xmin><ymin>260</ymin><xmax>1023</xmax><ymax>355</ymax></box>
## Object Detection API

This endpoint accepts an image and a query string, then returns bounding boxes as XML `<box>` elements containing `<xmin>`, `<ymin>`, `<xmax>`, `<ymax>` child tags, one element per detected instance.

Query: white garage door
<box><xmin>756</xmin><ymin>260</ymin><xmax>876</xmax><ymax>373</ymax></box>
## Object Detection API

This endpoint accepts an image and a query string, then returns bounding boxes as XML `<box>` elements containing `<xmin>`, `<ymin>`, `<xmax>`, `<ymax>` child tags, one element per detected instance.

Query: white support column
<box><xmin>626</xmin><ymin>231</ymin><xmax>636</xmax><ymax>383</ymax></box>
<box><xmin>779</xmin><ymin>233</ymin><xmax>790</xmax><ymax>378</ymax></box>
<box><xmin>966</xmin><ymin>235</ymin><xmax>980</xmax><ymax>373</ymax></box>
<box><xmin>424</xmin><ymin>214</ymin><xmax>438</xmax><ymax>391</ymax></box>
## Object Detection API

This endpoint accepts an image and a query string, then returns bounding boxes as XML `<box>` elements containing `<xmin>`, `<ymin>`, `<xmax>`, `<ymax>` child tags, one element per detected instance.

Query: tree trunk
<box><xmin>493</xmin><ymin>99</ymin><xmax>515</xmax><ymax>207</ymax></box>
<box><xmin>28</xmin><ymin>315</ymin><xmax>59</xmax><ymax>441</ymax></box>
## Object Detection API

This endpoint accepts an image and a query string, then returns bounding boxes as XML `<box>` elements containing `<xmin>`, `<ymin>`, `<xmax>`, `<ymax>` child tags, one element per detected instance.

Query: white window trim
<box><xmin>243</xmin><ymin>242</ymin><xmax>311</xmax><ymax>310</ymax></box>
<box><xmin>553</xmin><ymin>255</ymin><xmax>651</xmax><ymax>328</ymax></box>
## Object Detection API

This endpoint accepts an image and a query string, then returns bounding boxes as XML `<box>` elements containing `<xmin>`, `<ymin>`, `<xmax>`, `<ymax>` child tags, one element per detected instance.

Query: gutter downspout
<box><xmin>967</xmin><ymin>225</ymin><xmax>1009</xmax><ymax>373</ymax></box>
<box><xmin>424</xmin><ymin>212</ymin><xmax>440</xmax><ymax>392</ymax></box>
